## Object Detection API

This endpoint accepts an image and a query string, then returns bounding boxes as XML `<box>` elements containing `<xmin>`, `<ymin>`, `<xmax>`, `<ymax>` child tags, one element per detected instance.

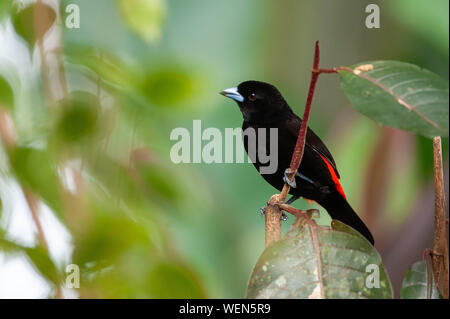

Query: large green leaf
<box><xmin>246</xmin><ymin>217</ymin><xmax>393</xmax><ymax>299</ymax></box>
<box><xmin>338</xmin><ymin>61</ymin><xmax>449</xmax><ymax>138</ymax></box>
<box><xmin>401</xmin><ymin>260</ymin><xmax>441</xmax><ymax>299</ymax></box>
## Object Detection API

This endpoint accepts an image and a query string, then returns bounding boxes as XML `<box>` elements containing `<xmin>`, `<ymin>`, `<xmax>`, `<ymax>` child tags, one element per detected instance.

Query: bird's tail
<box><xmin>319</xmin><ymin>192</ymin><xmax>374</xmax><ymax>245</ymax></box>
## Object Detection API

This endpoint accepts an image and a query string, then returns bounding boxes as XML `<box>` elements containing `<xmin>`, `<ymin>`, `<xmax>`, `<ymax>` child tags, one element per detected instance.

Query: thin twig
<box><xmin>280</xmin><ymin>41</ymin><xmax>321</xmax><ymax>201</ymax></box>
<box><xmin>265</xmin><ymin>41</ymin><xmax>322</xmax><ymax>247</ymax></box>
<box><xmin>0</xmin><ymin>109</ymin><xmax>53</xmax><ymax>270</ymax></box>
<box><xmin>23</xmin><ymin>190</ymin><xmax>48</xmax><ymax>250</ymax></box>
<box><xmin>24</xmin><ymin>1</ymin><xmax>63</xmax><ymax>298</ymax></box>
<box><xmin>432</xmin><ymin>136</ymin><xmax>449</xmax><ymax>298</ymax></box>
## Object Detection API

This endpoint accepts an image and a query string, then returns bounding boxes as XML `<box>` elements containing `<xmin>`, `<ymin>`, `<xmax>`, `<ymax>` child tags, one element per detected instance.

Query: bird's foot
<box><xmin>259</xmin><ymin>205</ymin><xmax>288</xmax><ymax>221</ymax></box>
<box><xmin>283</xmin><ymin>168</ymin><xmax>296</xmax><ymax>188</ymax></box>
<box><xmin>259</xmin><ymin>205</ymin><xmax>266</xmax><ymax>216</ymax></box>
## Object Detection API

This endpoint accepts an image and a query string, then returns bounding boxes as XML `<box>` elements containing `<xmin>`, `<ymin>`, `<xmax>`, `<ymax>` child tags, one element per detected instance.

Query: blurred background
<box><xmin>0</xmin><ymin>0</ymin><xmax>448</xmax><ymax>298</ymax></box>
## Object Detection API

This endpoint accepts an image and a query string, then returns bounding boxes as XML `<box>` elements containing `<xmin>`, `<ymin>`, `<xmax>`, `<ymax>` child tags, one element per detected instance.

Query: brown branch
<box><xmin>23</xmin><ymin>190</ymin><xmax>48</xmax><ymax>250</ymax></box>
<box><xmin>1</xmin><ymin>0</ymin><xmax>64</xmax><ymax>285</ymax></box>
<box><xmin>280</xmin><ymin>41</ymin><xmax>321</xmax><ymax>200</ymax></box>
<box><xmin>0</xmin><ymin>109</ymin><xmax>16</xmax><ymax>149</ymax></box>
<box><xmin>432</xmin><ymin>136</ymin><xmax>449</xmax><ymax>298</ymax></box>
<box><xmin>265</xmin><ymin>41</ymin><xmax>323</xmax><ymax>247</ymax></box>
<box><xmin>0</xmin><ymin>109</ymin><xmax>49</xmax><ymax>249</ymax></box>
<box><xmin>265</xmin><ymin>195</ymin><xmax>283</xmax><ymax>247</ymax></box>
<box><xmin>1</xmin><ymin>108</ymin><xmax>63</xmax><ymax>298</ymax></box>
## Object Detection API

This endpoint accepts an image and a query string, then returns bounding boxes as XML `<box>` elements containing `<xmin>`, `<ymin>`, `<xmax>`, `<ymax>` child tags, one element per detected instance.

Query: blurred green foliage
<box><xmin>12</xmin><ymin>2</ymin><xmax>56</xmax><ymax>48</ymax></box>
<box><xmin>0</xmin><ymin>76</ymin><xmax>14</xmax><ymax>109</ymax></box>
<box><xmin>10</xmin><ymin>147</ymin><xmax>62</xmax><ymax>214</ymax></box>
<box><xmin>0</xmin><ymin>0</ymin><xmax>448</xmax><ymax>298</ymax></box>
<box><xmin>0</xmin><ymin>1</ymin><xmax>13</xmax><ymax>21</ymax></box>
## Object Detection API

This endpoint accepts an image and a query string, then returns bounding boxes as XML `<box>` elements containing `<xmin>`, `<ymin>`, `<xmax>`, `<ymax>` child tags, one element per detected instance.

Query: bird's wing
<box><xmin>285</xmin><ymin>115</ymin><xmax>340</xmax><ymax>179</ymax></box>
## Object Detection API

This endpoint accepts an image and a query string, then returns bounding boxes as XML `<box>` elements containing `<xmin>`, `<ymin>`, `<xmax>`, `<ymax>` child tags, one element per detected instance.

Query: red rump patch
<box><xmin>319</xmin><ymin>155</ymin><xmax>347</xmax><ymax>200</ymax></box>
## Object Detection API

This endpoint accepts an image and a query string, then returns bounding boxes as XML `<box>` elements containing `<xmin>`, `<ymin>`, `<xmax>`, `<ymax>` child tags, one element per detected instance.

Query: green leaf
<box><xmin>64</xmin><ymin>47</ymin><xmax>134</xmax><ymax>89</ymax></box>
<box><xmin>57</xmin><ymin>91</ymin><xmax>99</xmax><ymax>143</ymax></box>
<box><xmin>24</xmin><ymin>245</ymin><xmax>61</xmax><ymax>285</ymax></box>
<box><xmin>0</xmin><ymin>76</ymin><xmax>14</xmax><ymax>109</ymax></box>
<box><xmin>0</xmin><ymin>237</ymin><xmax>61</xmax><ymax>285</ymax></box>
<box><xmin>401</xmin><ymin>260</ymin><xmax>441</xmax><ymax>299</ymax></box>
<box><xmin>140</xmin><ymin>67</ymin><xmax>198</xmax><ymax>107</ymax></box>
<box><xmin>146</xmin><ymin>261</ymin><xmax>206</xmax><ymax>298</ymax></box>
<box><xmin>338</xmin><ymin>61</ymin><xmax>449</xmax><ymax>138</ymax></box>
<box><xmin>117</xmin><ymin>0</ymin><xmax>166</xmax><ymax>43</ymax></box>
<box><xmin>73</xmin><ymin>209</ymin><xmax>155</xmax><ymax>264</ymax></box>
<box><xmin>9</xmin><ymin>147</ymin><xmax>62</xmax><ymax>215</ymax></box>
<box><xmin>0</xmin><ymin>0</ymin><xmax>13</xmax><ymax>21</ymax></box>
<box><xmin>12</xmin><ymin>2</ymin><xmax>56</xmax><ymax>48</ymax></box>
<box><xmin>246</xmin><ymin>218</ymin><xmax>393</xmax><ymax>299</ymax></box>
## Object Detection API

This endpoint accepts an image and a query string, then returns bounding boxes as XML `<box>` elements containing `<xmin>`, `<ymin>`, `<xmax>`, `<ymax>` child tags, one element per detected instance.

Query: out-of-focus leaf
<box><xmin>78</xmin><ymin>256</ymin><xmax>206</xmax><ymax>298</ymax></box>
<box><xmin>0</xmin><ymin>1</ymin><xmax>12</xmax><ymax>21</ymax></box>
<box><xmin>401</xmin><ymin>260</ymin><xmax>441</xmax><ymax>299</ymax></box>
<box><xmin>132</xmin><ymin>149</ymin><xmax>180</xmax><ymax>201</ymax></box>
<box><xmin>338</xmin><ymin>61</ymin><xmax>449</xmax><ymax>138</ymax></box>
<box><xmin>24</xmin><ymin>245</ymin><xmax>61</xmax><ymax>285</ymax></box>
<box><xmin>117</xmin><ymin>0</ymin><xmax>166</xmax><ymax>43</ymax></box>
<box><xmin>0</xmin><ymin>76</ymin><xmax>14</xmax><ymax>109</ymax></box>
<box><xmin>64</xmin><ymin>46</ymin><xmax>134</xmax><ymax>89</ymax></box>
<box><xmin>73</xmin><ymin>206</ymin><xmax>155</xmax><ymax>264</ymax></box>
<box><xmin>9</xmin><ymin>147</ymin><xmax>62</xmax><ymax>215</ymax></box>
<box><xmin>12</xmin><ymin>2</ymin><xmax>56</xmax><ymax>48</ymax></box>
<box><xmin>146</xmin><ymin>261</ymin><xmax>206</xmax><ymax>298</ymax></box>
<box><xmin>71</xmin><ymin>202</ymin><xmax>205</xmax><ymax>298</ymax></box>
<box><xmin>57</xmin><ymin>91</ymin><xmax>99</xmax><ymax>143</ymax></box>
<box><xmin>0</xmin><ymin>237</ymin><xmax>61</xmax><ymax>285</ymax></box>
<box><xmin>0</xmin><ymin>236</ymin><xmax>18</xmax><ymax>253</ymax></box>
<box><xmin>140</xmin><ymin>67</ymin><xmax>198</xmax><ymax>107</ymax></box>
<box><xmin>85</xmin><ymin>154</ymin><xmax>149</xmax><ymax>206</ymax></box>
<box><xmin>246</xmin><ymin>218</ymin><xmax>393</xmax><ymax>299</ymax></box>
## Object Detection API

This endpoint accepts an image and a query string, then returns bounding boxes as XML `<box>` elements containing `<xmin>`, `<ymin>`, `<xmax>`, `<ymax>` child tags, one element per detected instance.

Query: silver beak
<box><xmin>220</xmin><ymin>87</ymin><xmax>244</xmax><ymax>103</ymax></box>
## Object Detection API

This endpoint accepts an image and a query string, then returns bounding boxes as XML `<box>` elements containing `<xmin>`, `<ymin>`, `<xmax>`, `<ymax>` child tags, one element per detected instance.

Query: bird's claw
<box><xmin>260</xmin><ymin>205</ymin><xmax>288</xmax><ymax>221</ymax></box>
<box><xmin>259</xmin><ymin>205</ymin><xmax>266</xmax><ymax>216</ymax></box>
<box><xmin>283</xmin><ymin>168</ymin><xmax>296</xmax><ymax>188</ymax></box>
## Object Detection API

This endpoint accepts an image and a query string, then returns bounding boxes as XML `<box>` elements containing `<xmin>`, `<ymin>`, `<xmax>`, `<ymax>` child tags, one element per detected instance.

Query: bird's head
<box><xmin>220</xmin><ymin>81</ymin><xmax>290</xmax><ymax>122</ymax></box>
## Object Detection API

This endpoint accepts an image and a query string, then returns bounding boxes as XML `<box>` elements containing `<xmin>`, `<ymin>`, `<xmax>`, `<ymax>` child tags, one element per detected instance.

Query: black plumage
<box><xmin>221</xmin><ymin>80</ymin><xmax>374</xmax><ymax>245</ymax></box>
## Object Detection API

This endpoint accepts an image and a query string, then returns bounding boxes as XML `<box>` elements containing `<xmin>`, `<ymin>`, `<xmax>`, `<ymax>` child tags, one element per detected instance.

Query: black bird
<box><xmin>220</xmin><ymin>80</ymin><xmax>374</xmax><ymax>245</ymax></box>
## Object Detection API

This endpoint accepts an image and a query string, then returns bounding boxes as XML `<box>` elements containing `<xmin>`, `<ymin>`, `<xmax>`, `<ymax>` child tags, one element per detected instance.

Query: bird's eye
<box><xmin>249</xmin><ymin>93</ymin><xmax>257</xmax><ymax>101</ymax></box>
